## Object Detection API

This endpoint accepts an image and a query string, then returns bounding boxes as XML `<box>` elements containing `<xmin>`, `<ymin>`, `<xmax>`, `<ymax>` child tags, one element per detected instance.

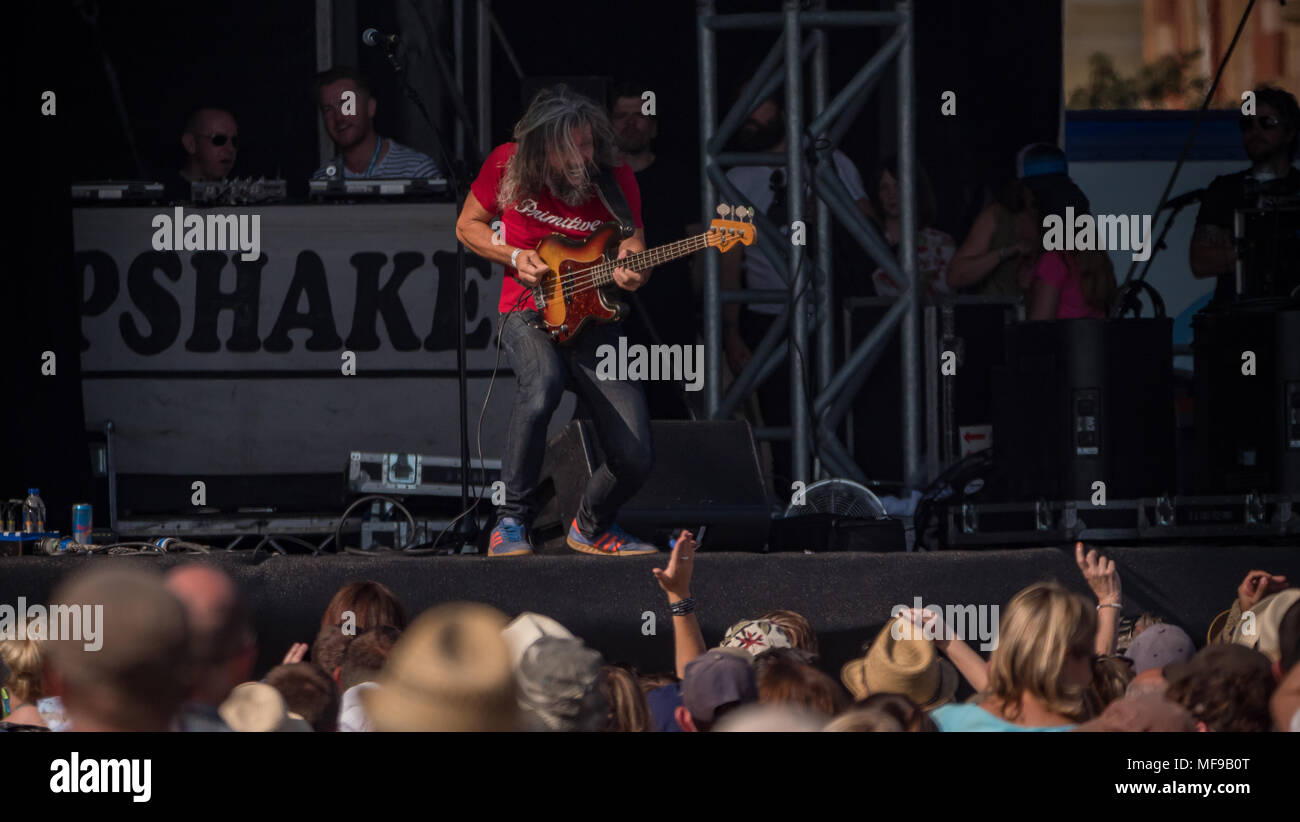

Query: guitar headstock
<box><xmin>707</xmin><ymin>204</ymin><xmax>756</xmax><ymax>253</ymax></box>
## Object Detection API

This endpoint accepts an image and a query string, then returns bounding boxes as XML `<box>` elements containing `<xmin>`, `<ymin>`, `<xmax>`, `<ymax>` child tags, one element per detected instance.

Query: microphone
<box><xmin>362</xmin><ymin>27</ymin><xmax>399</xmax><ymax>49</ymax></box>
<box><xmin>1162</xmin><ymin>188</ymin><xmax>1206</xmax><ymax>211</ymax></box>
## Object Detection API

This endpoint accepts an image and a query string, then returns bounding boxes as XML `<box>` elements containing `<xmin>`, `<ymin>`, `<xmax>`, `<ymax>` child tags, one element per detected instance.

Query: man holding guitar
<box><xmin>455</xmin><ymin>85</ymin><xmax>659</xmax><ymax>558</ymax></box>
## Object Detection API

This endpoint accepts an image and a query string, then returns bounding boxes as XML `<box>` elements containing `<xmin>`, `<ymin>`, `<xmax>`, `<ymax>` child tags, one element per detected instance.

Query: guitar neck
<box><xmin>586</xmin><ymin>232</ymin><xmax>712</xmax><ymax>287</ymax></box>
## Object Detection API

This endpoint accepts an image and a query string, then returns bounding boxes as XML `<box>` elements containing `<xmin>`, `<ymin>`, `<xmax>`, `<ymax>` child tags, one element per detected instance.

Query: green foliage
<box><xmin>1068</xmin><ymin>50</ymin><xmax>1209</xmax><ymax>110</ymax></box>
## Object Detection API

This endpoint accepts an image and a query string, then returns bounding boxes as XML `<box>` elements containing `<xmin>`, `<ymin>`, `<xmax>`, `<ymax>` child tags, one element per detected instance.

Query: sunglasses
<box><xmin>1238</xmin><ymin>115</ymin><xmax>1282</xmax><ymax>132</ymax></box>
<box><xmin>198</xmin><ymin>132</ymin><xmax>239</xmax><ymax>148</ymax></box>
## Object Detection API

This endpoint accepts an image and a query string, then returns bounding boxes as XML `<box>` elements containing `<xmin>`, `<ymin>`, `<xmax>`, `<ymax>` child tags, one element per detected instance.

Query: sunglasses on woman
<box><xmin>1238</xmin><ymin>115</ymin><xmax>1281</xmax><ymax>132</ymax></box>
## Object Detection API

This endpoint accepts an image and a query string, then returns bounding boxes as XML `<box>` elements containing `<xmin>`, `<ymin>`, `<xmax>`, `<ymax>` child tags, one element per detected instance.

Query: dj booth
<box><xmin>73</xmin><ymin>201</ymin><xmax>574</xmax><ymax>519</ymax></box>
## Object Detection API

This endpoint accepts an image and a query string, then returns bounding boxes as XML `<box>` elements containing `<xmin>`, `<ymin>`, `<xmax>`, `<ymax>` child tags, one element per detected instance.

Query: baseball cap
<box><xmin>1123</xmin><ymin>624</ymin><xmax>1196</xmax><ymax>675</ymax></box>
<box><xmin>720</xmin><ymin>619</ymin><xmax>792</xmax><ymax>657</ymax></box>
<box><xmin>1016</xmin><ymin>143</ymin><xmax>1069</xmax><ymax>179</ymax></box>
<box><xmin>681</xmin><ymin>648</ymin><xmax>758</xmax><ymax>724</ymax></box>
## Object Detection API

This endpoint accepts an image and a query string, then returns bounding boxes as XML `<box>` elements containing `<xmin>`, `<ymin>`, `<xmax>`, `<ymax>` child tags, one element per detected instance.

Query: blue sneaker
<box><xmin>566</xmin><ymin>519</ymin><xmax>659</xmax><ymax>557</ymax></box>
<box><xmin>488</xmin><ymin>517</ymin><xmax>533</xmax><ymax>557</ymax></box>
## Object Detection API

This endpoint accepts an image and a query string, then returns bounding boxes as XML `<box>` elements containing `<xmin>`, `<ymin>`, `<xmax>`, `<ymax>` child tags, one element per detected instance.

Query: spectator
<box><xmin>1073</xmin><ymin>693</ymin><xmax>1196</xmax><ymax>733</ymax></box>
<box><xmin>863</xmin><ymin>156</ymin><xmax>955</xmax><ymax>299</ymax></box>
<box><xmin>720</xmin><ymin>619</ymin><xmax>792</xmax><ymax>658</ymax></box>
<box><xmin>676</xmin><ymin>648</ymin><xmax>758</xmax><ymax>732</ymax></box>
<box><xmin>501</xmin><ymin>613</ymin><xmax>607</xmax><ymax>732</ymax></box>
<box><xmin>0</xmin><ymin>639</ymin><xmax>46</xmax><ymax>728</ymax></box>
<box><xmin>839</xmin><ymin>614</ymin><xmax>961</xmax><ymax>708</ymax></box>
<box><xmin>761</xmin><ymin>609</ymin><xmax>819</xmax><ymax>659</ymax></box>
<box><xmin>1272</xmin><ymin>655</ymin><xmax>1300</xmax><ymax>732</ymax></box>
<box><xmin>320</xmin><ymin>580</ymin><xmax>408</xmax><ymax>633</ymax></box>
<box><xmin>165</xmin><ymin>564</ymin><xmax>256</xmax><ymax>732</ymax></box>
<box><xmin>714</xmin><ymin>702</ymin><xmax>828</xmax><ymax>732</ymax></box>
<box><xmin>219</xmin><ymin>682</ymin><xmax>312</xmax><ymax>732</ymax></box>
<box><xmin>1075</xmin><ymin>542</ymin><xmax>1123</xmax><ymax>657</ymax></box>
<box><xmin>337</xmin><ymin>626</ymin><xmax>400</xmax><ymax>733</ymax></box>
<box><xmin>601</xmin><ymin>664</ymin><xmax>651</xmax><ymax>732</ymax></box>
<box><xmin>1021</xmin><ymin>165</ymin><xmax>1115</xmax><ymax>320</ymax></box>
<box><xmin>720</xmin><ymin>91</ymin><xmax>870</xmax><ymax>494</ymax></box>
<box><xmin>1123</xmin><ymin>624</ymin><xmax>1195</xmax><ymax>676</ymax></box>
<box><xmin>947</xmin><ymin>147</ymin><xmax>1041</xmax><ymax>296</ymax></box>
<box><xmin>1164</xmin><ymin>644</ymin><xmax>1275</xmax><ymax>732</ymax></box>
<box><xmin>175</xmin><ymin>107</ymin><xmax>239</xmax><ymax>199</ymax></box>
<box><xmin>364</xmin><ymin>603</ymin><xmax>518</xmax><ymax>732</ymax></box>
<box><xmin>754</xmin><ymin>649</ymin><xmax>849</xmax><ymax>718</ymax></box>
<box><xmin>824</xmin><ymin>693</ymin><xmax>939</xmax><ymax>732</ymax></box>
<box><xmin>931</xmin><ymin>582</ymin><xmax>1095</xmax><ymax>732</ymax></box>
<box><xmin>307</xmin><ymin>623</ymin><xmax>353</xmax><ymax>685</ymax></box>
<box><xmin>653</xmin><ymin>530</ymin><xmax>707</xmax><ymax>678</ymax></box>
<box><xmin>264</xmin><ymin>662</ymin><xmax>340</xmax><ymax>733</ymax></box>
<box><xmin>311</xmin><ymin>67</ymin><xmax>441</xmax><ymax>181</ymax></box>
<box><xmin>1085</xmin><ymin>655</ymin><xmax>1135</xmax><ymax>716</ymax></box>
<box><xmin>44</xmin><ymin>566</ymin><xmax>193</xmax><ymax>732</ymax></box>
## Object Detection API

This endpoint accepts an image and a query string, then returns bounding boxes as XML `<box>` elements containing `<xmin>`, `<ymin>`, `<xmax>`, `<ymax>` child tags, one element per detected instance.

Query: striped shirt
<box><xmin>312</xmin><ymin>137</ymin><xmax>443</xmax><ymax>180</ymax></box>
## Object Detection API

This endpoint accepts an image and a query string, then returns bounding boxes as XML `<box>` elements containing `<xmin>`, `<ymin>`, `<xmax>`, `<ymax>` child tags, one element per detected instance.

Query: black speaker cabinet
<box><xmin>991</xmin><ymin>318</ymin><xmax>1176</xmax><ymax>502</ymax></box>
<box><xmin>1193</xmin><ymin>304</ymin><xmax>1300</xmax><ymax>494</ymax></box>
<box><xmin>530</xmin><ymin>419</ymin><xmax>772</xmax><ymax>552</ymax></box>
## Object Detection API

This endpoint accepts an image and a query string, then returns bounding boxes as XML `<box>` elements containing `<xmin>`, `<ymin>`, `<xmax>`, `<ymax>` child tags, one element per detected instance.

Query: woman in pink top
<box><xmin>1021</xmin><ymin>173</ymin><xmax>1117</xmax><ymax>320</ymax></box>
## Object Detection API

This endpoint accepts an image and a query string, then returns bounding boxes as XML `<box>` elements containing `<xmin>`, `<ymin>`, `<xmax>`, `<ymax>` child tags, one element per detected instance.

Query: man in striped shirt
<box><xmin>310</xmin><ymin>67</ymin><xmax>443</xmax><ymax>181</ymax></box>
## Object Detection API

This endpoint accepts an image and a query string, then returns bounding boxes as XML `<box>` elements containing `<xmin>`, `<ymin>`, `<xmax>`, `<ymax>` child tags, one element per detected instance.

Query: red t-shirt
<box><xmin>469</xmin><ymin>142</ymin><xmax>644</xmax><ymax>313</ymax></box>
<box><xmin>1030</xmin><ymin>250</ymin><xmax>1104</xmax><ymax>319</ymax></box>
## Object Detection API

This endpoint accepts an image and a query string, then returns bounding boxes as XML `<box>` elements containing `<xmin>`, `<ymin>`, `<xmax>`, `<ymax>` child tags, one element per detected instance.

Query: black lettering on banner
<box><xmin>186</xmin><ymin>251</ymin><xmax>264</xmax><ymax>352</ymax></box>
<box><xmin>264</xmin><ymin>251</ymin><xmax>343</xmax><ymax>351</ymax></box>
<box><xmin>346</xmin><ymin>251</ymin><xmax>422</xmax><ymax>351</ymax></box>
<box><xmin>76</xmin><ymin>250</ymin><xmax>120</xmax><ymax>352</ymax></box>
<box><xmin>426</xmin><ymin>250</ymin><xmax>493</xmax><ymax>351</ymax></box>
<box><xmin>120</xmin><ymin>251</ymin><xmax>183</xmax><ymax>355</ymax></box>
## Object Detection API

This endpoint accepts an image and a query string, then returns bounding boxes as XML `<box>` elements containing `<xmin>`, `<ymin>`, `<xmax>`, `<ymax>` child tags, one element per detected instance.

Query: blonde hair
<box><xmin>0</xmin><ymin>639</ymin><xmax>46</xmax><ymax>704</ymax></box>
<box><xmin>986</xmin><ymin>582</ymin><xmax>1095</xmax><ymax>722</ymax></box>
<box><xmin>601</xmin><ymin>665</ymin><xmax>651</xmax><ymax>732</ymax></box>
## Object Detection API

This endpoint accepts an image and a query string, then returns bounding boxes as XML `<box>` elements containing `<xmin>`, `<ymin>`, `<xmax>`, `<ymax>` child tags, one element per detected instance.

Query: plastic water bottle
<box><xmin>22</xmin><ymin>488</ymin><xmax>46</xmax><ymax>534</ymax></box>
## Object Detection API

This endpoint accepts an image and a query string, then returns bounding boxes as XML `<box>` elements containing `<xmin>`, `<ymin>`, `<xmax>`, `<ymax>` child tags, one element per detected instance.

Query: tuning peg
<box><xmin>716</xmin><ymin>204</ymin><xmax>732</xmax><ymax>218</ymax></box>
<box><xmin>734</xmin><ymin>205</ymin><xmax>750</xmax><ymax>221</ymax></box>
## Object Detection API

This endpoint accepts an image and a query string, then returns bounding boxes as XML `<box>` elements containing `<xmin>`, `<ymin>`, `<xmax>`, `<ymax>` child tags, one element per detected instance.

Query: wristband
<box><xmin>510</xmin><ymin>247</ymin><xmax>523</xmax><ymax>269</ymax></box>
<box><xmin>669</xmin><ymin>597</ymin><xmax>696</xmax><ymax>616</ymax></box>
<box><xmin>1097</xmin><ymin>602</ymin><xmax>1122</xmax><ymax>612</ymax></box>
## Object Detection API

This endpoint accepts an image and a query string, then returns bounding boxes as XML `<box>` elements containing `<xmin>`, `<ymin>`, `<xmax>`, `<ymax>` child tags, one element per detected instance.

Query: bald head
<box><xmin>46</xmin><ymin>565</ymin><xmax>193</xmax><ymax>731</ymax></box>
<box><xmin>181</xmin><ymin>108</ymin><xmax>238</xmax><ymax>182</ymax></box>
<box><xmin>166</xmin><ymin>564</ymin><xmax>253</xmax><ymax>662</ymax></box>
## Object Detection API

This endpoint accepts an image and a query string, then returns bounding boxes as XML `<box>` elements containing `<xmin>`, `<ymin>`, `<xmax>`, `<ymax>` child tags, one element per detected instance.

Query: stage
<box><xmin>4</xmin><ymin>542</ymin><xmax>1297</xmax><ymax>679</ymax></box>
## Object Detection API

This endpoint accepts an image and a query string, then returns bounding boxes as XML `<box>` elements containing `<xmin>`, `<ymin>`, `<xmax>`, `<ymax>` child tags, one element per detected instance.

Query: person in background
<box><xmin>170</xmin><ymin>107</ymin><xmax>239</xmax><ymax>200</ymax></box>
<box><xmin>824</xmin><ymin>693</ymin><xmax>939</xmax><ymax>732</ymax></box>
<box><xmin>930</xmin><ymin>582</ymin><xmax>1096</xmax><ymax>732</ymax></box>
<box><xmin>947</xmin><ymin>146</ymin><xmax>1044</xmax><ymax>296</ymax></box>
<box><xmin>0</xmin><ymin>639</ymin><xmax>47</xmax><ymax>728</ymax></box>
<box><xmin>863</xmin><ymin>156</ymin><xmax>955</xmax><ymax>299</ymax></box>
<box><xmin>1190</xmin><ymin>85</ymin><xmax>1300</xmax><ymax>304</ymax></box>
<box><xmin>1164</xmin><ymin>644</ymin><xmax>1275</xmax><ymax>732</ymax></box>
<box><xmin>337</xmin><ymin>626</ymin><xmax>401</xmax><ymax>732</ymax></box>
<box><xmin>263</xmin><ymin>662</ymin><xmax>340</xmax><ymax>733</ymax></box>
<box><xmin>1021</xmin><ymin>167</ymin><xmax>1116</xmax><ymax>320</ymax></box>
<box><xmin>310</xmin><ymin>67</ymin><xmax>441</xmax><ymax>181</ymax></box>
<box><xmin>601</xmin><ymin>664</ymin><xmax>651</xmax><ymax>732</ymax></box>
<box><xmin>165</xmin><ymin>564</ymin><xmax>257</xmax><ymax>732</ymax></box>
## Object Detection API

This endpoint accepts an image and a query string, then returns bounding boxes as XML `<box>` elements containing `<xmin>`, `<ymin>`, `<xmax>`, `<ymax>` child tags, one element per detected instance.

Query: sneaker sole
<box><xmin>565</xmin><ymin>534</ymin><xmax>658</xmax><ymax>557</ymax></box>
<box><xmin>488</xmin><ymin>546</ymin><xmax>533</xmax><ymax>557</ymax></box>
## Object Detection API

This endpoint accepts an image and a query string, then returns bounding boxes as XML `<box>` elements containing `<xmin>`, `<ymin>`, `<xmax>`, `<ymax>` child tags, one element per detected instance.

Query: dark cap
<box><xmin>1164</xmin><ymin>643</ymin><xmax>1271</xmax><ymax>687</ymax></box>
<box><xmin>681</xmin><ymin>648</ymin><xmax>758</xmax><ymax>724</ymax></box>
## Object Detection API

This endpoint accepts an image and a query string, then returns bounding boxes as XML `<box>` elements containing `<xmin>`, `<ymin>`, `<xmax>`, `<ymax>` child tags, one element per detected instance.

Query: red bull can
<box><xmin>72</xmin><ymin>503</ymin><xmax>93</xmax><ymax>545</ymax></box>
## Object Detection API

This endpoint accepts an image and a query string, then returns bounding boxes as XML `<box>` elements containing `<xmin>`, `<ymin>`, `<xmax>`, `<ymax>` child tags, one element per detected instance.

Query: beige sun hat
<box><xmin>840</xmin><ymin>617</ymin><xmax>958</xmax><ymax>709</ymax></box>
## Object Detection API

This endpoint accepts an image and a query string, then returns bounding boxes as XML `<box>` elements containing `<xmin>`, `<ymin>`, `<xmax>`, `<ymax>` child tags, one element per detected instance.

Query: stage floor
<box><xmin>3</xmin><ymin>543</ymin><xmax>1297</xmax><ymax>679</ymax></box>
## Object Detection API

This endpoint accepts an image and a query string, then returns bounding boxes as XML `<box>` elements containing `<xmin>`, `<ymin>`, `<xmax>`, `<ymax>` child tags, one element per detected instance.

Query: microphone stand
<box><xmin>373</xmin><ymin>35</ymin><xmax>479</xmax><ymax>553</ymax></box>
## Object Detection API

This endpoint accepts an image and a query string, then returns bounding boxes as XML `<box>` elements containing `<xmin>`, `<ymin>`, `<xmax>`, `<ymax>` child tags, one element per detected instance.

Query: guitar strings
<box><xmin>539</xmin><ymin>233</ymin><xmax>714</xmax><ymax>300</ymax></box>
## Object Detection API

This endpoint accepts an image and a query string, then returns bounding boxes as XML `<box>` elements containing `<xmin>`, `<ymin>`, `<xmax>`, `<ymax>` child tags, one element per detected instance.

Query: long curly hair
<box><xmin>497</xmin><ymin>84</ymin><xmax>619</xmax><ymax>209</ymax></box>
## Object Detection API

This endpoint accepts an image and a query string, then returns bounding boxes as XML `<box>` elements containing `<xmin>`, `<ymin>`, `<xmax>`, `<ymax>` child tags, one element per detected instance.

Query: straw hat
<box><xmin>363</xmin><ymin>602</ymin><xmax>518</xmax><ymax>732</ymax></box>
<box><xmin>840</xmin><ymin>617</ymin><xmax>958</xmax><ymax>709</ymax></box>
<box><xmin>219</xmin><ymin>682</ymin><xmax>313</xmax><ymax>732</ymax></box>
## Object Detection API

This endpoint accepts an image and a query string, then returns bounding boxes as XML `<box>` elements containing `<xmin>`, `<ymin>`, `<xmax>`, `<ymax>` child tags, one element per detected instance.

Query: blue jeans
<box><xmin>496</xmin><ymin>310</ymin><xmax>654</xmax><ymax>537</ymax></box>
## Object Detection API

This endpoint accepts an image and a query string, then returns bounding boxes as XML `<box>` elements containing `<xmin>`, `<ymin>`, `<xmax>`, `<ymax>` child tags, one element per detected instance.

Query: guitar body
<box><xmin>533</xmin><ymin>222</ymin><xmax>627</xmax><ymax>344</ymax></box>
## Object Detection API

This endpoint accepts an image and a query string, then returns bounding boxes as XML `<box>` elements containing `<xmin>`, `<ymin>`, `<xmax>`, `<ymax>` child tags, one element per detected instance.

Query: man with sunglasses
<box><xmin>175</xmin><ymin>108</ymin><xmax>239</xmax><ymax>199</ymax></box>
<box><xmin>1190</xmin><ymin>85</ymin><xmax>1300</xmax><ymax>304</ymax></box>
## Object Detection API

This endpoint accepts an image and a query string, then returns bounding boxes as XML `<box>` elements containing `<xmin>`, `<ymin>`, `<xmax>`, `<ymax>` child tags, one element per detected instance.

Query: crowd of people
<box><xmin>2</xmin><ymin>538</ymin><xmax>1296</xmax><ymax>733</ymax></box>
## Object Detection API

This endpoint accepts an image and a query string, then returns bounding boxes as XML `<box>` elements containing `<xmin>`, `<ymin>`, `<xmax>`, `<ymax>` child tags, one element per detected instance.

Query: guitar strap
<box><xmin>594</xmin><ymin>165</ymin><xmax>636</xmax><ymax>236</ymax></box>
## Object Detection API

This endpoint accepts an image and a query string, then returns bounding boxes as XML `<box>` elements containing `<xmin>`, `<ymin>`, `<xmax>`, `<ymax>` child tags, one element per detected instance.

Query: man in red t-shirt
<box><xmin>455</xmin><ymin>85</ymin><xmax>659</xmax><ymax>558</ymax></box>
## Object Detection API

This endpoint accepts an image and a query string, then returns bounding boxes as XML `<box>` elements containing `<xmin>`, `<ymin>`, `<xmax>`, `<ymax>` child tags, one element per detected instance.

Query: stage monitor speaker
<box><xmin>529</xmin><ymin>419</ymin><xmax>772</xmax><ymax>552</ymax></box>
<box><xmin>991</xmin><ymin>318</ymin><xmax>1176</xmax><ymax>502</ymax></box>
<box><xmin>1192</xmin><ymin>304</ymin><xmax>1300</xmax><ymax>494</ymax></box>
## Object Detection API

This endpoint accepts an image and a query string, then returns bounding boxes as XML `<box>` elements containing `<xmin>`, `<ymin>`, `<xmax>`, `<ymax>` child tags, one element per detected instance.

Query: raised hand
<box><xmin>1075</xmin><ymin>541</ymin><xmax>1121</xmax><ymax>605</ymax></box>
<box><xmin>1237</xmin><ymin>570</ymin><xmax>1288</xmax><ymax>611</ymax></box>
<box><xmin>652</xmin><ymin>529</ymin><xmax>696</xmax><ymax>601</ymax></box>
